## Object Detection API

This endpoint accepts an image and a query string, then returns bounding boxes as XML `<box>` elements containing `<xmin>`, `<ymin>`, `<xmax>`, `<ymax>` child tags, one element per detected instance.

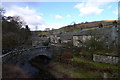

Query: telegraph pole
<box><xmin>36</xmin><ymin>26</ymin><xmax>38</xmax><ymax>31</ymax></box>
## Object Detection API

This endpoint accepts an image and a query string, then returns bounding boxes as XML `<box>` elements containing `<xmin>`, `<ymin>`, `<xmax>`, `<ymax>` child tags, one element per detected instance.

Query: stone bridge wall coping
<box><xmin>1</xmin><ymin>46</ymin><xmax>50</xmax><ymax>63</ymax></box>
<box><xmin>93</xmin><ymin>54</ymin><xmax>119</xmax><ymax>64</ymax></box>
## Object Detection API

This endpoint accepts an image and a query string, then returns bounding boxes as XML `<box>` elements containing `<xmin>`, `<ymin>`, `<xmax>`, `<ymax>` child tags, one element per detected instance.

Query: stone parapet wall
<box><xmin>93</xmin><ymin>54</ymin><xmax>119</xmax><ymax>64</ymax></box>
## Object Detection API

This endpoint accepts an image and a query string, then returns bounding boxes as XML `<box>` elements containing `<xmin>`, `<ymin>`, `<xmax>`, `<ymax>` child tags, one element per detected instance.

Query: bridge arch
<box><xmin>29</xmin><ymin>55</ymin><xmax>51</xmax><ymax>64</ymax></box>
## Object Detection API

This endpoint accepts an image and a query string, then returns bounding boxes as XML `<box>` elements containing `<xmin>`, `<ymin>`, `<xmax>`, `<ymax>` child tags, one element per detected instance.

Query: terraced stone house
<box><xmin>73</xmin><ymin>26</ymin><xmax>119</xmax><ymax>49</ymax></box>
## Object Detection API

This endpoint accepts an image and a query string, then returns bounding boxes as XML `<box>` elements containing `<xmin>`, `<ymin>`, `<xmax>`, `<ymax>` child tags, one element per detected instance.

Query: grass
<box><xmin>49</xmin><ymin>56</ymin><xmax>119</xmax><ymax>78</ymax></box>
<box><xmin>95</xmin><ymin>51</ymin><xmax>118</xmax><ymax>57</ymax></box>
<box><xmin>72</xmin><ymin>28</ymin><xmax>81</xmax><ymax>32</ymax></box>
<box><xmin>103</xmin><ymin>25</ymin><xmax>113</xmax><ymax>28</ymax></box>
<box><xmin>72</xmin><ymin>56</ymin><xmax>120</xmax><ymax>72</ymax></box>
<box><xmin>37</xmin><ymin>31</ymin><xmax>49</xmax><ymax>36</ymax></box>
<box><xmin>82</xmin><ymin>27</ymin><xmax>99</xmax><ymax>30</ymax></box>
<box><xmin>49</xmin><ymin>62</ymin><xmax>100</xmax><ymax>78</ymax></box>
<box><xmin>70</xmin><ymin>26</ymin><xmax>113</xmax><ymax>32</ymax></box>
<box><xmin>71</xmin><ymin>27</ymin><xmax>100</xmax><ymax>32</ymax></box>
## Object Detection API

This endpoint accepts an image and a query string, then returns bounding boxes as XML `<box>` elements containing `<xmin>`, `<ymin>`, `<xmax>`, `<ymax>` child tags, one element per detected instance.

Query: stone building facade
<box><xmin>49</xmin><ymin>26</ymin><xmax>119</xmax><ymax>49</ymax></box>
<box><xmin>73</xmin><ymin>26</ymin><xmax>119</xmax><ymax>49</ymax></box>
<box><xmin>49</xmin><ymin>34</ymin><xmax>61</xmax><ymax>43</ymax></box>
<box><xmin>58</xmin><ymin>32</ymin><xmax>75</xmax><ymax>44</ymax></box>
<box><xmin>49</xmin><ymin>32</ymin><xmax>75</xmax><ymax>44</ymax></box>
<box><xmin>32</xmin><ymin>37</ymin><xmax>49</xmax><ymax>46</ymax></box>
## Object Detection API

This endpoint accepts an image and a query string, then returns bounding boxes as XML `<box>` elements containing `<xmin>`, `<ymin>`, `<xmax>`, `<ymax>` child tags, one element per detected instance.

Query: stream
<box><xmin>17</xmin><ymin>56</ymin><xmax>55</xmax><ymax>78</ymax></box>
<box><xmin>2</xmin><ymin>47</ymin><xmax>55</xmax><ymax>78</ymax></box>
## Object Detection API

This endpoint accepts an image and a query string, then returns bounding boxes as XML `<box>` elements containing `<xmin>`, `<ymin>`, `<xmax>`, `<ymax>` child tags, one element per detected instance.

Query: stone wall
<box><xmin>73</xmin><ymin>35</ymin><xmax>92</xmax><ymax>47</ymax></box>
<box><xmin>93</xmin><ymin>54</ymin><xmax>119</xmax><ymax>64</ymax></box>
<box><xmin>50</xmin><ymin>26</ymin><xmax>119</xmax><ymax>49</ymax></box>
<box><xmin>32</xmin><ymin>37</ymin><xmax>49</xmax><ymax>46</ymax></box>
<box><xmin>49</xmin><ymin>35</ymin><xmax>60</xmax><ymax>43</ymax></box>
<box><xmin>73</xmin><ymin>26</ymin><xmax>119</xmax><ymax>49</ymax></box>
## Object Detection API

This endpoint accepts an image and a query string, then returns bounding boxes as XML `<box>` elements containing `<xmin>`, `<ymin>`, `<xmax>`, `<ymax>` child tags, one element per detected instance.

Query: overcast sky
<box><xmin>2</xmin><ymin>0</ymin><xmax>119</xmax><ymax>31</ymax></box>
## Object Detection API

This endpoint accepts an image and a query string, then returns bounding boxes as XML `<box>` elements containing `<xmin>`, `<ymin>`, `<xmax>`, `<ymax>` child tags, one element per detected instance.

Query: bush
<box><xmin>61</xmin><ymin>52</ymin><xmax>73</xmax><ymax>59</ymax></box>
<box><xmin>102</xmin><ymin>67</ymin><xmax>113</xmax><ymax>73</ymax></box>
<box><xmin>60</xmin><ymin>52</ymin><xmax>73</xmax><ymax>63</ymax></box>
<box><xmin>2</xmin><ymin>33</ymin><xmax>19</xmax><ymax>49</ymax></box>
<box><xmin>25</xmin><ymin>39</ymin><xmax>32</xmax><ymax>45</ymax></box>
<box><xmin>42</xmin><ymin>41</ymin><xmax>49</xmax><ymax>46</ymax></box>
<box><xmin>84</xmin><ymin>35</ymin><xmax>105</xmax><ymax>51</ymax></box>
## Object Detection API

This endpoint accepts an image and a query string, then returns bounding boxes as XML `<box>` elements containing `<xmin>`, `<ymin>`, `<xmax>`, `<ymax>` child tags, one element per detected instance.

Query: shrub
<box><xmin>84</xmin><ymin>35</ymin><xmax>105</xmax><ymax>51</ymax></box>
<box><xmin>61</xmin><ymin>52</ymin><xmax>73</xmax><ymax>59</ymax></box>
<box><xmin>102</xmin><ymin>67</ymin><xmax>113</xmax><ymax>73</ymax></box>
<box><xmin>42</xmin><ymin>41</ymin><xmax>49</xmax><ymax>46</ymax></box>
<box><xmin>60</xmin><ymin>52</ymin><xmax>73</xmax><ymax>63</ymax></box>
<box><xmin>25</xmin><ymin>39</ymin><xmax>32</xmax><ymax>45</ymax></box>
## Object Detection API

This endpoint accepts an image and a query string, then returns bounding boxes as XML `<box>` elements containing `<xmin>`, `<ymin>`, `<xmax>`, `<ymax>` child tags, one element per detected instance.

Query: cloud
<box><xmin>54</xmin><ymin>15</ymin><xmax>63</xmax><ymax>19</ymax></box>
<box><xmin>2</xmin><ymin>0</ymin><xmax>119</xmax><ymax>2</ymax></box>
<box><xmin>4</xmin><ymin>5</ymin><xmax>66</xmax><ymax>31</ymax></box>
<box><xmin>74</xmin><ymin>1</ymin><xmax>104</xmax><ymax>16</ymax></box>
<box><xmin>30</xmin><ymin>23</ymin><xmax>66</xmax><ymax>31</ymax></box>
<box><xmin>66</xmin><ymin>14</ymin><xmax>71</xmax><ymax>18</ymax></box>
<box><xmin>113</xmin><ymin>9</ymin><xmax>118</xmax><ymax>15</ymax></box>
<box><xmin>86</xmin><ymin>0</ymin><xmax>119</xmax><ymax>2</ymax></box>
<box><xmin>74</xmin><ymin>0</ymin><xmax>119</xmax><ymax>16</ymax></box>
<box><xmin>47</xmin><ymin>23</ymin><xmax>65</xmax><ymax>29</ymax></box>
<box><xmin>4</xmin><ymin>5</ymin><xmax>44</xmax><ymax>30</ymax></box>
<box><xmin>108</xmin><ymin>5</ymin><xmax>112</xmax><ymax>9</ymax></box>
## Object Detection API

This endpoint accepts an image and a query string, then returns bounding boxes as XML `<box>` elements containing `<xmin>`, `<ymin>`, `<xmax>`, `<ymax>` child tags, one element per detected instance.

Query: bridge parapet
<box><xmin>1</xmin><ymin>46</ymin><xmax>51</xmax><ymax>64</ymax></box>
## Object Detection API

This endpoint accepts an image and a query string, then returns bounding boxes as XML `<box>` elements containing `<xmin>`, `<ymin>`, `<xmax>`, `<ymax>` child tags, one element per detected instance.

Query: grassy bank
<box><xmin>48</xmin><ymin>56</ymin><xmax>119</xmax><ymax>78</ymax></box>
<box><xmin>72</xmin><ymin>56</ymin><xmax>120</xmax><ymax>72</ymax></box>
<box><xmin>48</xmin><ymin>62</ymin><xmax>101</xmax><ymax>78</ymax></box>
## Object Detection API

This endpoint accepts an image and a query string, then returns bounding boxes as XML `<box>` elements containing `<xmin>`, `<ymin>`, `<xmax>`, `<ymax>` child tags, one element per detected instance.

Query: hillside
<box><xmin>32</xmin><ymin>19</ymin><xmax>118</xmax><ymax>36</ymax></box>
<box><xmin>49</xmin><ymin>19</ymin><xmax>117</xmax><ymax>33</ymax></box>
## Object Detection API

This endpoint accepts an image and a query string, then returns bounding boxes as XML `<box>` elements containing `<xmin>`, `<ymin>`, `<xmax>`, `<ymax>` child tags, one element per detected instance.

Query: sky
<box><xmin>2</xmin><ymin>0</ymin><xmax>119</xmax><ymax>31</ymax></box>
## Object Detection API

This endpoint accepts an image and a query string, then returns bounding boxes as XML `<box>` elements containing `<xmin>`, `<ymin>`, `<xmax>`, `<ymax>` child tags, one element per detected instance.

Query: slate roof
<box><xmin>58</xmin><ymin>32</ymin><xmax>76</xmax><ymax>40</ymax></box>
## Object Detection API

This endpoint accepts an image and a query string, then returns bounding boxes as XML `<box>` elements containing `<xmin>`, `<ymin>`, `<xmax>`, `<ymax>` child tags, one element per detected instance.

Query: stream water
<box><xmin>17</xmin><ymin>58</ymin><xmax>55</xmax><ymax>78</ymax></box>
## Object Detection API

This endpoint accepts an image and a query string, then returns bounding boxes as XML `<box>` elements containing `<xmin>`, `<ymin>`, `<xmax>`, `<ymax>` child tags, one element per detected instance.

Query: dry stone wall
<box><xmin>93</xmin><ymin>54</ymin><xmax>119</xmax><ymax>64</ymax></box>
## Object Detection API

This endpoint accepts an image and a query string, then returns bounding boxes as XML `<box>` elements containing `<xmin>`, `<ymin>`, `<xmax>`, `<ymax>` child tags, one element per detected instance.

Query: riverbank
<box><xmin>2</xmin><ymin>63</ymin><xmax>30</xmax><ymax>78</ymax></box>
<box><xmin>28</xmin><ymin>49</ymin><xmax>119</xmax><ymax>79</ymax></box>
<box><xmin>29</xmin><ymin>58</ymin><xmax>56</xmax><ymax>79</ymax></box>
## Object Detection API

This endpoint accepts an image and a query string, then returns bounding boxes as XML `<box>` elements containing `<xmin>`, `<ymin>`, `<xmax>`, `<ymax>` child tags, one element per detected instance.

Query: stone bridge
<box><xmin>1</xmin><ymin>46</ymin><xmax>53</xmax><ymax>64</ymax></box>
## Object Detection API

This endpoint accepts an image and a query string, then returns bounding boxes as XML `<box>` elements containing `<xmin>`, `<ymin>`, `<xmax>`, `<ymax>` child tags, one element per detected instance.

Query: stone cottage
<box><xmin>32</xmin><ymin>37</ymin><xmax>49</xmax><ymax>46</ymax></box>
<box><xmin>49</xmin><ymin>33</ymin><xmax>61</xmax><ymax>44</ymax></box>
<box><xmin>58</xmin><ymin>32</ymin><xmax>75</xmax><ymax>44</ymax></box>
<box><xmin>49</xmin><ymin>32</ymin><xmax>75</xmax><ymax>44</ymax></box>
<box><xmin>73</xmin><ymin>26</ymin><xmax>119</xmax><ymax>49</ymax></box>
